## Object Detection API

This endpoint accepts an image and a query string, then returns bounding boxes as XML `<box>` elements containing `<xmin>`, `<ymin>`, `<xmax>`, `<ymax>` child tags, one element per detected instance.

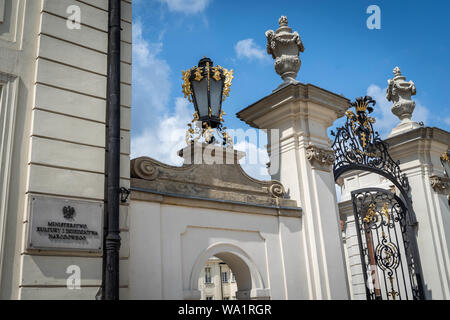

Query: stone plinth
<box><xmin>178</xmin><ymin>143</ymin><xmax>245</xmax><ymax>165</ymax></box>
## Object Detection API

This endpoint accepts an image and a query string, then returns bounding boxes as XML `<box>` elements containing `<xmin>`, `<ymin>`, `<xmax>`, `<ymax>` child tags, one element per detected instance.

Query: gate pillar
<box><xmin>386</xmin><ymin>129</ymin><xmax>450</xmax><ymax>299</ymax></box>
<box><xmin>237</xmin><ymin>83</ymin><xmax>350</xmax><ymax>299</ymax></box>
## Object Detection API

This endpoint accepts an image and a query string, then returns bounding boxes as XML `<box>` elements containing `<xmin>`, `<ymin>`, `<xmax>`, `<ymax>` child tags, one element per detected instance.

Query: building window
<box><xmin>205</xmin><ymin>267</ymin><xmax>212</xmax><ymax>283</ymax></box>
<box><xmin>221</xmin><ymin>271</ymin><xmax>228</xmax><ymax>283</ymax></box>
<box><xmin>231</xmin><ymin>273</ymin><xmax>236</xmax><ymax>283</ymax></box>
<box><xmin>206</xmin><ymin>296</ymin><xmax>213</xmax><ymax>300</ymax></box>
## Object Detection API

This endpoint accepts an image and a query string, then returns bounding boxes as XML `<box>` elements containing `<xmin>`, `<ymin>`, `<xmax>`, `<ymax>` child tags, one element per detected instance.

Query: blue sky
<box><xmin>131</xmin><ymin>0</ymin><xmax>450</xmax><ymax>179</ymax></box>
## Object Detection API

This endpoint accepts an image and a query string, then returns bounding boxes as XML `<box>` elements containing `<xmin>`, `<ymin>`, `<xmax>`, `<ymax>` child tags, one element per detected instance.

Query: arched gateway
<box><xmin>188</xmin><ymin>243</ymin><xmax>267</xmax><ymax>299</ymax></box>
<box><xmin>127</xmin><ymin>144</ymin><xmax>307</xmax><ymax>299</ymax></box>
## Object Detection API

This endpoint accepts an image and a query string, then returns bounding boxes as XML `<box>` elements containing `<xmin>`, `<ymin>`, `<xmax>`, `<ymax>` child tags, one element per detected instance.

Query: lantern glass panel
<box><xmin>209</xmin><ymin>78</ymin><xmax>223</xmax><ymax>118</ymax></box>
<box><xmin>191</xmin><ymin>78</ymin><xmax>209</xmax><ymax>118</ymax></box>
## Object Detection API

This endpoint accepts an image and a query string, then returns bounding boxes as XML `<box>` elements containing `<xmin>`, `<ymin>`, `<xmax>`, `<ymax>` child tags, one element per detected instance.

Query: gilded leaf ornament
<box><xmin>181</xmin><ymin>68</ymin><xmax>193</xmax><ymax>102</ymax></box>
<box><xmin>212</xmin><ymin>67</ymin><xmax>222</xmax><ymax>81</ymax></box>
<box><xmin>221</xmin><ymin>66</ymin><xmax>234</xmax><ymax>101</ymax></box>
<box><xmin>332</xmin><ymin>96</ymin><xmax>411</xmax><ymax>193</ymax></box>
<box><xmin>193</xmin><ymin>67</ymin><xmax>203</xmax><ymax>81</ymax></box>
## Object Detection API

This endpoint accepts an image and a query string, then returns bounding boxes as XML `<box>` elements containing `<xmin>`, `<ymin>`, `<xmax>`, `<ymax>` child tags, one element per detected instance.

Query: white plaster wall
<box><xmin>0</xmin><ymin>0</ymin><xmax>42</xmax><ymax>299</ymax></box>
<box><xmin>340</xmin><ymin>171</ymin><xmax>393</xmax><ymax>202</ymax></box>
<box><xmin>128</xmin><ymin>199</ymin><xmax>309</xmax><ymax>300</ymax></box>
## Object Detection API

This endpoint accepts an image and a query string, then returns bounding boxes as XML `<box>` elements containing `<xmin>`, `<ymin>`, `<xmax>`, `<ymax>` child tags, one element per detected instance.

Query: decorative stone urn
<box><xmin>266</xmin><ymin>16</ymin><xmax>304</xmax><ymax>90</ymax></box>
<box><xmin>386</xmin><ymin>67</ymin><xmax>420</xmax><ymax>136</ymax></box>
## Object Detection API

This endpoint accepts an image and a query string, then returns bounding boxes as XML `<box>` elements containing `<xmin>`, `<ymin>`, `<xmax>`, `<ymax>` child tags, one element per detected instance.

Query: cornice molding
<box><xmin>130</xmin><ymin>151</ymin><xmax>300</xmax><ymax>210</ymax></box>
<box><xmin>236</xmin><ymin>83</ymin><xmax>350</xmax><ymax>128</ymax></box>
<box><xmin>386</xmin><ymin>127</ymin><xmax>450</xmax><ymax>149</ymax></box>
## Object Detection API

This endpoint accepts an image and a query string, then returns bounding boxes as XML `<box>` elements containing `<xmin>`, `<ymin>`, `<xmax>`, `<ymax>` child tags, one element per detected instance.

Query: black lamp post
<box><xmin>182</xmin><ymin>57</ymin><xmax>233</xmax><ymax>131</ymax></box>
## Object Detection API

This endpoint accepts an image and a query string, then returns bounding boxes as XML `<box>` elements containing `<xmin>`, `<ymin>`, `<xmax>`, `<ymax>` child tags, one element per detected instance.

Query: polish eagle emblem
<box><xmin>62</xmin><ymin>206</ymin><xmax>76</xmax><ymax>220</ymax></box>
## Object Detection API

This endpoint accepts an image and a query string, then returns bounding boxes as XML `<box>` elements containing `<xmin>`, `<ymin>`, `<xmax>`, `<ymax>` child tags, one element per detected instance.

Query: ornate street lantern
<box><xmin>182</xmin><ymin>57</ymin><xmax>233</xmax><ymax>146</ymax></box>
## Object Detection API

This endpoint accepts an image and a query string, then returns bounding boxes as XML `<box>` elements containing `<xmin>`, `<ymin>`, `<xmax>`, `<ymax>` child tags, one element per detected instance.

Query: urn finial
<box><xmin>386</xmin><ymin>66</ymin><xmax>420</xmax><ymax>137</ymax></box>
<box><xmin>393</xmin><ymin>66</ymin><xmax>402</xmax><ymax>78</ymax></box>
<box><xmin>278</xmin><ymin>16</ymin><xmax>288</xmax><ymax>27</ymax></box>
<box><xmin>266</xmin><ymin>16</ymin><xmax>304</xmax><ymax>91</ymax></box>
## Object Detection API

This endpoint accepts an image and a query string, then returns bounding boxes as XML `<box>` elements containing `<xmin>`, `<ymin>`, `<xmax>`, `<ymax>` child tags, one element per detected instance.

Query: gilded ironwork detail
<box><xmin>185</xmin><ymin>121</ymin><xmax>233</xmax><ymax>148</ymax></box>
<box><xmin>442</xmin><ymin>151</ymin><xmax>449</xmax><ymax>163</ymax></box>
<box><xmin>363</xmin><ymin>203</ymin><xmax>377</xmax><ymax>224</ymax></box>
<box><xmin>352</xmin><ymin>188</ymin><xmax>424</xmax><ymax>300</ymax></box>
<box><xmin>219</xmin><ymin>110</ymin><xmax>226</xmax><ymax>123</ymax></box>
<box><xmin>332</xmin><ymin>96</ymin><xmax>410</xmax><ymax>192</ymax></box>
<box><xmin>206</xmin><ymin>61</ymin><xmax>210</xmax><ymax>91</ymax></box>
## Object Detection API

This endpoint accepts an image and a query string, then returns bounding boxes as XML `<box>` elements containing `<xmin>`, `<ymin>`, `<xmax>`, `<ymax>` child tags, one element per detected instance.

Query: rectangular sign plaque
<box><xmin>27</xmin><ymin>195</ymin><xmax>103</xmax><ymax>252</ymax></box>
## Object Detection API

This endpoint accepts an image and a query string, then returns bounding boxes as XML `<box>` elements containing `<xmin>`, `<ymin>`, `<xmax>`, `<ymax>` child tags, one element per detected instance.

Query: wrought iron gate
<box><xmin>351</xmin><ymin>188</ymin><xmax>424</xmax><ymax>300</ymax></box>
<box><xmin>332</xmin><ymin>96</ymin><xmax>425</xmax><ymax>300</ymax></box>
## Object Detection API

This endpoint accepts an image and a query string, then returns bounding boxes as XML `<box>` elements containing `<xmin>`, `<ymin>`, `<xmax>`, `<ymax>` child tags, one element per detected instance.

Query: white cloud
<box><xmin>444</xmin><ymin>117</ymin><xmax>450</xmax><ymax>126</ymax></box>
<box><xmin>160</xmin><ymin>0</ymin><xmax>210</xmax><ymax>14</ymax></box>
<box><xmin>131</xmin><ymin>20</ymin><xmax>189</xmax><ymax>165</ymax></box>
<box><xmin>234</xmin><ymin>140</ymin><xmax>270</xmax><ymax>181</ymax></box>
<box><xmin>131</xmin><ymin>97</ymin><xmax>191</xmax><ymax>166</ymax></box>
<box><xmin>367</xmin><ymin>84</ymin><xmax>429</xmax><ymax>138</ymax></box>
<box><xmin>133</xmin><ymin>20</ymin><xmax>171</xmax><ymax>117</ymax></box>
<box><xmin>235</xmin><ymin>39</ymin><xmax>270</xmax><ymax>62</ymax></box>
<box><xmin>412</xmin><ymin>102</ymin><xmax>429</xmax><ymax>125</ymax></box>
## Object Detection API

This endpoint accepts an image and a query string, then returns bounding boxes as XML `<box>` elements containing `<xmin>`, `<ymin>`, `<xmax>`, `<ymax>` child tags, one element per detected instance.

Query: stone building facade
<box><xmin>198</xmin><ymin>257</ymin><xmax>238</xmax><ymax>300</ymax></box>
<box><xmin>0</xmin><ymin>0</ymin><xmax>132</xmax><ymax>299</ymax></box>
